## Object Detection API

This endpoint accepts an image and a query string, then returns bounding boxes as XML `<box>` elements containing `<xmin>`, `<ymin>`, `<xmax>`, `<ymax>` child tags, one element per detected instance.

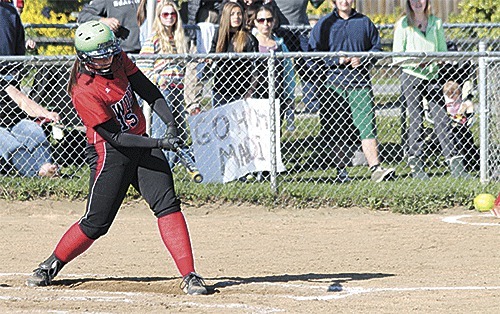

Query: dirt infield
<box><xmin>0</xmin><ymin>199</ymin><xmax>499</xmax><ymax>313</ymax></box>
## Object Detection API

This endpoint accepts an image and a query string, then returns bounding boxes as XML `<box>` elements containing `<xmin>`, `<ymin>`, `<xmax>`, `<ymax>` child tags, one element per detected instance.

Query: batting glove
<box><xmin>158</xmin><ymin>125</ymin><xmax>181</xmax><ymax>151</ymax></box>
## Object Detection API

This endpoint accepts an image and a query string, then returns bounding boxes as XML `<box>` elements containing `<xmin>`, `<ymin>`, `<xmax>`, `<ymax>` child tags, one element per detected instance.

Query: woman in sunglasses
<box><xmin>251</xmin><ymin>4</ymin><xmax>296</xmax><ymax>132</ymax></box>
<box><xmin>210</xmin><ymin>1</ymin><xmax>258</xmax><ymax>107</ymax></box>
<box><xmin>139</xmin><ymin>1</ymin><xmax>193</xmax><ymax>170</ymax></box>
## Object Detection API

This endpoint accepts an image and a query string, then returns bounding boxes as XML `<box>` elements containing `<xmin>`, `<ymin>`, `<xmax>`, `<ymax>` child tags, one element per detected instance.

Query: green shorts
<box><xmin>327</xmin><ymin>85</ymin><xmax>376</xmax><ymax>140</ymax></box>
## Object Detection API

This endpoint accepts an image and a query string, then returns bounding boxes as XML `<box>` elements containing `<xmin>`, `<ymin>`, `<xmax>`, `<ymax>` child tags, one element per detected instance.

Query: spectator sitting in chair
<box><xmin>1</xmin><ymin>1</ymin><xmax>59</xmax><ymax>178</ymax></box>
<box><xmin>1</xmin><ymin>86</ymin><xmax>60</xmax><ymax>178</ymax></box>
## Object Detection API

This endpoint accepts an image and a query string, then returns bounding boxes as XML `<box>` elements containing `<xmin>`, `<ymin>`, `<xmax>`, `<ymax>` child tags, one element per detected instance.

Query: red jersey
<box><xmin>71</xmin><ymin>51</ymin><xmax>147</xmax><ymax>145</ymax></box>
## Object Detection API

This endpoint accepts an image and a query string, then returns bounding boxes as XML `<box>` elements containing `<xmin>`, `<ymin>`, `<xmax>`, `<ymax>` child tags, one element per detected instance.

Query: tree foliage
<box><xmin>448</xmin><ymin>0</ymin><xmax>499</xmax><ymax>23</ymax></box>
<box><xmin>21</xmin><ymin>0</ymin><xmax>82</xmax><ymax>55</ymax></box>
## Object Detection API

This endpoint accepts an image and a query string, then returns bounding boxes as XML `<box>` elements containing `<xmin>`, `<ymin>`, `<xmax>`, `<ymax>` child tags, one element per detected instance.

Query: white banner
<box><xmin>187</xmin><ymin>99</ymin><xmax>286</xmax><ymax>183</ymax></box>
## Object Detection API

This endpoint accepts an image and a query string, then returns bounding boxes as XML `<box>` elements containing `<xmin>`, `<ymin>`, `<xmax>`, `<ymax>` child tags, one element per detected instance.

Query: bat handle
<box><xmin>175</xmin><ymin>147</ymin><xmax>204</xmax><ymax>183</ymax></box>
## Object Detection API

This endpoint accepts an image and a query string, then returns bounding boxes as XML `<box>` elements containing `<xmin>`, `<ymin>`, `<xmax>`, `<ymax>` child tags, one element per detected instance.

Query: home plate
<box><xmin>442</xmin><ymin>214</ymin><xmax>500</xmax><ymax>226</ymax></box>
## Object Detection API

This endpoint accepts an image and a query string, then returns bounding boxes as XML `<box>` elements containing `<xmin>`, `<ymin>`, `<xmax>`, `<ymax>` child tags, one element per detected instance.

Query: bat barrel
<box><xmin>191</xmin><ymin>172</ymin><xmax>204</xmax><ymax>183</ymax></box>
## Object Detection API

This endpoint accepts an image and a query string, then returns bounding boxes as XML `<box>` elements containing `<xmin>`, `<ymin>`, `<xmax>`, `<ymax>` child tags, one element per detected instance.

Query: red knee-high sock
<box><xmin>494</xmin><ymin>192</ymin><xmax>500</xmax><ymax>217</ymax></box>
<box><xmin>53</xmin><ymin>222</ymin><xmax>94</xmax><ymax>263</ymax></box>
<box><xmin>157</xmin><ymin>211</ymin><xmax>195</xmax><ymax>277</ymax></box>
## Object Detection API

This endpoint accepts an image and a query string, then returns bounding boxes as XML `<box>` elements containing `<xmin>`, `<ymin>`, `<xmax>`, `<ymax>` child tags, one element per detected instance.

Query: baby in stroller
<box><xmin>443</xmin><ymin>80</ymin><xmax>474</xmax><ymax>125</ymax></box>
<box><xmin>422</xmin><ymin>41</ymin><xmax>480</xmax><ymax>171</ymax></box>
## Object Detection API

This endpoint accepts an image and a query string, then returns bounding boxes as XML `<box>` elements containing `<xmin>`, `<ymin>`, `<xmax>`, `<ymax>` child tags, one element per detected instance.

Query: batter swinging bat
<box><xmin>175</xmin><ymin>147</ymin><xmax>203</xmax><ymax>183</ymax></box>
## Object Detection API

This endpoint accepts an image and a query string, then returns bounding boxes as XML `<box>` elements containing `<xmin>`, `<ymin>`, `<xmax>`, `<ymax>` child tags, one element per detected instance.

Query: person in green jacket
<box><xmin>393</xmin><ymin>0</ymin><xmax>469</xmax><ymax>180</ymax></box>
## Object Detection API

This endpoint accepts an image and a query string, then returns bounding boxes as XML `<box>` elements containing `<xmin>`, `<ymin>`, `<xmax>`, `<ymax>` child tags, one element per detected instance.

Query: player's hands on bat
<box><xmin>158</xmin><ymin>125</ymin><xmax>181</xmax><ymax>151</ymax></box>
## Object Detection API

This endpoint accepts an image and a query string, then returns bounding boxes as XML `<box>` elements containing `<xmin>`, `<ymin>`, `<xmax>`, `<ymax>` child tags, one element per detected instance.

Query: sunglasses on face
<box><xmin>161</xmin><ymin>12</ymin><xmax>177</xmax><ymax>18</ymax></box>
<box><xmin>256</xmin><ymin>17</ymin><xmax>273</xmax><ymax>24</ymax></box>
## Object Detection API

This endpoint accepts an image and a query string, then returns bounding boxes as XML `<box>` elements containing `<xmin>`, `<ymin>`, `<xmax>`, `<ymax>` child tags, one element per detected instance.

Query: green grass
<box><xmin>3</xmin><ymin>171</ymin><xmax>496</xmax><ymax>215</ymax></box>
<box><xmin>1</xmin><ymin>114</ymin><xmax>498</xmax><ymax>214</ymax></box>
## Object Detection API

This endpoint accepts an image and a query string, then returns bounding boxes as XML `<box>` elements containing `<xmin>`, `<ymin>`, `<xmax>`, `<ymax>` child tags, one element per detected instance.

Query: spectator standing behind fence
<box><xmin>308</xmin><ymin>0</ymin><xmax>395</xmax><ymax>183</ymax></box>
<box><xmin>78</xmin><ymin>0</ymin><xmax>141</xmax><ymax>53</ymax></box>
<box><xmin>137</xmin><ymin>0</ymin><xmax>204</xmax><ymax>116</ymax></box>
<box><xmin>138</xmin><ymin>0</ymin><xmax>191</xmax><ymax>169</ymax></box>
<box><xmin>210</xmin><ymin>1</ymin><xmax>258</xmax><ymax>107</ymax></box>
<box><xmin>0</xmin><ymin>2</ymin><xmax>59</xmax><ymax>178</ymax></box>
<box><xmin>26</xmin><ymin>21</ymin><xmax>208</xmax><ymax>295</ymax></box>
<box><xmin>393</xmin><ymin>0</ymin><xmax>469</xmax><ymax>179</ymax></box>
<box><xmin>250</xmin><ymin>4</ymin><xmax>296</xmax><ymax>132</ymax></box>
<box><xmin>10</xmin><ymin>0</ymin><xmax>37</xmax><ymax>52</ymax></box>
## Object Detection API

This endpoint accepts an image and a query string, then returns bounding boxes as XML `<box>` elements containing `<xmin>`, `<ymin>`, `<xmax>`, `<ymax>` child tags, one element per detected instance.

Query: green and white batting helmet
<box><xmin>74</xmin><ymin>21</ymin><xmax>121</xmax><ymax>74</ymax></box>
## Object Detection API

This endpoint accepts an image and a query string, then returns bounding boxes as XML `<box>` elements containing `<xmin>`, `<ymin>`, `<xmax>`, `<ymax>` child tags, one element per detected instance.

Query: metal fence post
<box><xmin>142</xmin><ymin>0</ymin><xmax>156</xmax><ymax>135</ymax></box>
<box><xmin>478</xmin><ymin>41</ymin><xmax>488</xmax><ymax>183</ymax></box>
<box><xmin>268</xmin><ymin>50</ymin><xmax>278</xmax><ymax>194</ymax></box>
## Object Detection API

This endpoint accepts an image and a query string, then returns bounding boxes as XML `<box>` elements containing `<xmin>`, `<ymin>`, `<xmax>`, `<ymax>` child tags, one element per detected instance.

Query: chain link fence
<box><xmin>485</xmin><ymin>54</ymin><xmax>500</xmax><ymax>182</ymax></box>
<box><xmin>1</xmin><ymin>48</ymin><xmax>499</xmax><ymax>202</ymax></box>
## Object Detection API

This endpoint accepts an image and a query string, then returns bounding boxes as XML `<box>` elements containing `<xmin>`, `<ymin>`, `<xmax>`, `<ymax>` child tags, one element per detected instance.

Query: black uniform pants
<box><xmin>79</xmin><ymin>143</ymin><xmax>181</xmax><ymax>239</ymax></box>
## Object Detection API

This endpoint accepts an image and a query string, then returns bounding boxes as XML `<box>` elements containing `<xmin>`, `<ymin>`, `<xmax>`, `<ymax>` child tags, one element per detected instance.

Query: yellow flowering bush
<box><xmin>21</xmin><ymin>0</ymin><xmax>79</xmax><ymax>55</ymax></box>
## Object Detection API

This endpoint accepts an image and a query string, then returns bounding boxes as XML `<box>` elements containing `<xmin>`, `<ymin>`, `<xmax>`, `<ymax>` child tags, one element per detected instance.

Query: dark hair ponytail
<box><xmin>67</xmin><ymin>59</ymin><xmax>81</xmax><ymax>94</ymax></box>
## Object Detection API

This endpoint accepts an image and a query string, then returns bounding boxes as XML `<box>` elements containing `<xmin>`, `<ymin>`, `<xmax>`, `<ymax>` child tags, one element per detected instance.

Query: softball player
<box><xmin>26</xmin><ymin>21</ymin><xmax>207</xmax><ymax>295</ymax></box>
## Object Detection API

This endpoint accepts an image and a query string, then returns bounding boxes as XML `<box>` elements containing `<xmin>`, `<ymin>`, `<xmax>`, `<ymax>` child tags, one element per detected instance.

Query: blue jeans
<box><xmin>151</xmin><ymin>87</ymin><xmax>190</xmax><ymax>168</ymax></box>
<box><xmin>0</xmin><ymin>120</ymin><xmax>53</xmax><ymax>177</ymax></box>
<box><xmin>301</xmin><ymin>80</ymin><xmax>320</xmax><ymax>114</ymax></box>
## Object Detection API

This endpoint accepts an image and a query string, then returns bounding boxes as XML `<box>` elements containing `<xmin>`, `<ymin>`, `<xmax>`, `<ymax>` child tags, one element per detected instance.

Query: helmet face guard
<box><xmin>75</xmin><ymin>22</ymin><xmax>122</xmax><ymax>75</ymax></box>
<box><xmin>77</xmin><ymin>41</ymin><xmax>122</xmax><ymax>75</ymax></box>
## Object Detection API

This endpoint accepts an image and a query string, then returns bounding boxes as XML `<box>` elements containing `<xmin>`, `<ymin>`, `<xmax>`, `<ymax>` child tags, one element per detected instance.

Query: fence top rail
<box><xmin>23</xmin><ymin>23</ymin><xmax>78</xmax><ymax>29</ymax></box>
<box><xmin>0</xmin><ymin>55</ymin><xmax>75</xmax><ymax>62</ymax></box>
<box><xmin>376</xmin><ymin>22</ymin><xmax>500</xmax><ymax>30</ymax></box>
<box><xmin>1</xmin><ymin>51</ymin><xmax>500</xmax><ymax>62</ymax></box>
<box><xmin>23</xmin><ymin>22</ymin><xmax>500</xmax><ymax>30</ymax></box>
<box><xmin>131</xmin><ymin>50</ymin><xmax>500</xmax><ymax>59</ymax></box>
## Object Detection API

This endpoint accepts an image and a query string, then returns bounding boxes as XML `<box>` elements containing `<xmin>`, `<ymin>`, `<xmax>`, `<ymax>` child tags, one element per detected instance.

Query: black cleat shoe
<box><xmin>181</xmin><ymin>272</ymin><xmax>208</xmax><ymax>295</ymax></box>
<box><xmin>26</xmin><ymin>254</ymin><xmax>64</xmax><ymax>287</ymax></box>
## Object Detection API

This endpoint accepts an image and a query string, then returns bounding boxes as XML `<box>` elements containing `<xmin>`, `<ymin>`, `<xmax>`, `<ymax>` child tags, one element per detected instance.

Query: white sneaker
<box><xmin>371</xmin><ymin>167</ymin><xmax>395</xmax><ymax>183</ymax></box>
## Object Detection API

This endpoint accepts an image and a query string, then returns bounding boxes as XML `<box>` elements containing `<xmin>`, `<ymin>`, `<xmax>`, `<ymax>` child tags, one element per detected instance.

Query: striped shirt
<box><xmin>138</xmin><ymin>33</ymin><xmax>184</xmax><ymax>89</ymax></box>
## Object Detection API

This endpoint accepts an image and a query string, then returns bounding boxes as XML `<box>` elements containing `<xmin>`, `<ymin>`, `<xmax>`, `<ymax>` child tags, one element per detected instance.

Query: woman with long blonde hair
<box><xmin>139</xmin><ymin>1</ymin><xmax>190</xmax><ymax>169</ymax></box>
<box><xmin>150</xmin><ymin>1</ymin><xmax>187</xmax><ymax>54</ymax></box>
